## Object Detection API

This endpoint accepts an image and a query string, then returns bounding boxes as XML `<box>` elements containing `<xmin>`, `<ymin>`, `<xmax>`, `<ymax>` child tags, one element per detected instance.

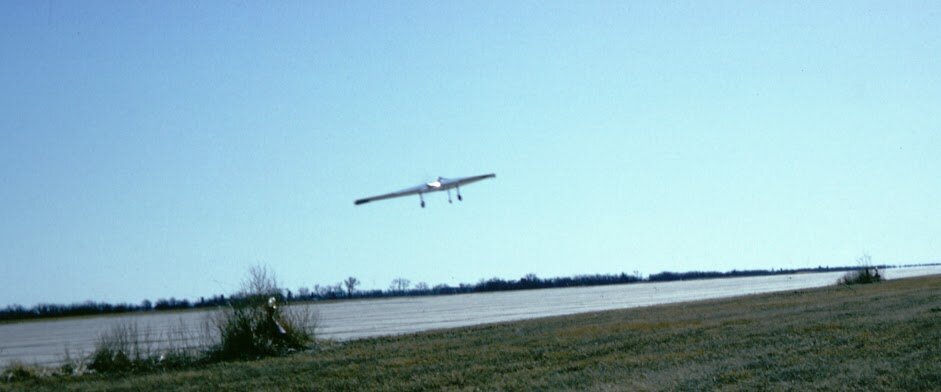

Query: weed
<box><xmin>206</xmin><ymin>266</ymin><xmax>315</xmax><ymax>360</ymax></box>
<box><xmin>59</xmin><ymin>347</ymin><xmax>87</xmax><ymax>376</ymax></box>
<box><xmin>839</xmin><ymin>267</ymin><xmax>882</xmax><ymax>285</ymax></box>
<box><xmin>87</xmin><ymin>322</ymin><xmax>161</xmax><ymax>373</ymax></box>
<box><xmin>2</xmin><ymin>362</ymin><xmax>40</xmax><ymax>382</ymax></box>
<box><xmin>839</xmin><ymin>254</ymin><xmax>883</xmax><ymax>285</ymax></box>
<box><xmin>78</xmin><ymin>266</ymin><xmax>316</xmax><ymax>374</ymax></box>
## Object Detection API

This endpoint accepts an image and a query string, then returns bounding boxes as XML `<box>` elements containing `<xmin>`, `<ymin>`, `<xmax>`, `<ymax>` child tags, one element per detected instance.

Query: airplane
<box><xmin>354</xmin><ymin>173</ymin><xmax>496</xmax><ymax>208</ymax></box>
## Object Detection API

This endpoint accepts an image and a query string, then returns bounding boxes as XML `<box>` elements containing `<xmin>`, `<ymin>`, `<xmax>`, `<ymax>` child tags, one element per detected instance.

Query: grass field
<box><xmin>4</xmin><ymin>274</ymin><xmax>940</xmax><ymax>391</ymax></box>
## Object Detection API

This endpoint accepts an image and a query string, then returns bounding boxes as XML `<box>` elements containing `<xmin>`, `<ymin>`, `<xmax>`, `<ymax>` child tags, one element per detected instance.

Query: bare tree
<box><xmin>343</xmin><ymin>276</ymin><xmax>360</xmax><ymax>297</ymax></box>
<box><xmin>414</xmin><ymin>282</ymin><xmax>429</xmax><ymax>292</ymax></box>
<box><xmin>390</xmin><ymin>277</ymin><xmax>411</xmax><ymax>293</ymax></box>
<box><xmin>857</xmin><ymin>254</ymin><xmax>873</xmax><ymax>266</ymax></box>
<box><xmin>243</xmin><ymin>265</ymin><xmax>280</xmax><ymax>297</ymax></box>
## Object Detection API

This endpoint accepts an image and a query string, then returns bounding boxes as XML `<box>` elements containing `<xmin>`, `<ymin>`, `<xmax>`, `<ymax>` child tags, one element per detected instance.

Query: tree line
<box><xmin>0</xmin><ymin>295</ymin><xmax>233</xmax><ymax>322</ymax></box>
<box><xmin>0</xmin><ymin>264</ymin><xmax>908</xmax><ymax>322</ymax></box>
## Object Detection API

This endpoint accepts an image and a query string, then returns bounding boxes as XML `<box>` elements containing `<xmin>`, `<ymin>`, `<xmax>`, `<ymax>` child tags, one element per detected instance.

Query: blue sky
<box><xmin>2</xmin><ymin>1</ymin><xmax>939</xmax><ymax>306</ymax></box>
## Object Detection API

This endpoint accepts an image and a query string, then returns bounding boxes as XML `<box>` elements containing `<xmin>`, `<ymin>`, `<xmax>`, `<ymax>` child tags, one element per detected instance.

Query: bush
<box><xmin>206</xmin><ymin>266</ymin><xmax>315</xmax><ymax>361</ymax></box>
<box><xmin>88</xmin><ymin>323</ymin><xmax>138</xmax><ymax>373</ymax></box>
<box><xmin>88</xmin><ymin>321</ymin><xmax>203</xmax><ymax>374</ymax></box>
<box><xmin>12</xmin><ymin>266</ymin><xmax>316</xmax><ymax>377</ymax></box>
<box><xmin>2</xmin><ymin>362</ymin><xmax>40</xmax><ymax>382</ymax></box>
<box><xmin>839</xmin><ymin>254</ymin><xmax>882</xmax><ymax>285</ymax></box>
<box><xmin>59</xmin><ymin>347</ymin><xmax>88</xmax><ymax>376</ymax></box>
<box><xmin>840</xmin><ymin>267</ymin><xmax>882</xmax><ymax>285</ymax></box>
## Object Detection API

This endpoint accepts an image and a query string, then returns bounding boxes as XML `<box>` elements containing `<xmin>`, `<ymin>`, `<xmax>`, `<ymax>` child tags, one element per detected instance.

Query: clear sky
<box><xmin>2</xmin><ymin>1</ymin><xmax>939</xmax><ymax>307</ymax></box>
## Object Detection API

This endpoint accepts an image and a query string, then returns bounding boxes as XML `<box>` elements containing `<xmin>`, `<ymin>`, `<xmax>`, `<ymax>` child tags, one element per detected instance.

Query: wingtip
<box><xmin>354</xmin><ymin>199</ymin><xmax>368</xmax><ymax>205</ymax></box>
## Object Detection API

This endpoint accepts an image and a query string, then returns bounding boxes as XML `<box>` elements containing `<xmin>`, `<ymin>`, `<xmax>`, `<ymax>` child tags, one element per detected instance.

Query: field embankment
<box><xmin>5</xmin><ymin>274</ymin><xmax>940</xmax><ymax>390</ymax></box>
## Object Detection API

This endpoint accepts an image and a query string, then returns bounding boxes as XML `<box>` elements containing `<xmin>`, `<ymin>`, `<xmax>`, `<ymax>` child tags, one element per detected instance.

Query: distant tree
<box><xmin>344</xmin><ymin>277</ymin><xmax>360</xmax><ymax>297</ymax></box>
<box><xmin>390</xmin><ymin>278</ymin><xmax>411</xmax><ymax>293</ymax></box>
<box><xmin>313</xmin><ymin>283</ymin><xmax>344</xmax><ymax>299</ymax></box>
<box><xmin>297</xmin><ymin>287</ymin><xmax>310</xmax><ymax>299</ymax></box>
<box><xmin>520</xmin><ymin>273</ymin><xmax>540</xmax><ymax>289</ymax></box>
<box><xmin>432</xmin><ymin>284</ymin><xmax>453</xmax><ymax>295</ymax></box>
<box><xmin>140</xmin><ymin>299</ymin><xmax>152</xmax><ymax>311</ymax></box>
<box><xmin>329</xmin><ymin>283</ymin><xmax>344</xmax><ymax>299</ymax></box>
<box><xmin>154</xmin><ymin>298</ymin><xmax>170</xmax><ymax>310</ymax></box>
<box><xmin>414</xmin><ymin>282</ymin><xmax>429</xmax><ymax>292</ymax></box>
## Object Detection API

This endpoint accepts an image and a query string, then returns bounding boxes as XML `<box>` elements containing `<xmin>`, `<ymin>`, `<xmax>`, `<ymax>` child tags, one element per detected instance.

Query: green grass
<box><xmin>5</xmin><ymin>275</ymin><xmax>941</xmax><ymax>391</ymax></box>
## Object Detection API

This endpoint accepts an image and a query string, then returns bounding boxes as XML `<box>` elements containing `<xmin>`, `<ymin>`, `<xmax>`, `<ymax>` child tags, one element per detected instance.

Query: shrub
<box><xmin>839</xmin><ymin>254</ymin><xmax>882</xmax><ymax>285</ymax></box>
<box><xmin>2</xmin><ymin>362</ymin><xmax>40</xmax><ymax>382</ymax></box>
<box><xmin>88</xmin><ymin>322</ymin><xmax>140</xmax><ymax>373</ymax></box>
<box><xmin>59</xmin><ymin>347</ymin><xmax>88</xmax><ymax>376</ymax></box>
<box><xmin>14</xmin><ymin>266</ymin><xmax>316</xmax><ymax>377</ymax></box>
<box><xmin>87</xmin><ymin>322</ymin><xmax>202</xmax><ymax>374</ymax></box>
<box><xmin>840</xmin><ymin>267</ymin><xmax>882</xmax><ymax>285</ymax></box>
<box><xmin>206</xmin><ymin>266</ymin><xmax>315</xmax><ymax>361</ymax></box>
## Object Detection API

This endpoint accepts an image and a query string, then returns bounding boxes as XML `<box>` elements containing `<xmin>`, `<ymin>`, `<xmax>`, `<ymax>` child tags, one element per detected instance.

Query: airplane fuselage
<box><xmin>423</xmin><ymin>177</ymin><xmax>461</xmax><ymax>192</ymax></box>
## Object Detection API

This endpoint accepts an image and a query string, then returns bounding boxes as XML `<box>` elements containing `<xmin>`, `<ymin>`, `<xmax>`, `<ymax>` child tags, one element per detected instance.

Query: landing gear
<box><xmin>419</xmin><ymin>193</ymin><xmax>425</xmax><ymax>208</ymax></box>
<box><xmin>447</xmin><ymin>189</ymin><xmax>453</xmax><ymax>204</ymax></box>
<box><xmin>456</xmin><ymin>185</ymin><xmax>463</xmax><ymax>201</ymax></box>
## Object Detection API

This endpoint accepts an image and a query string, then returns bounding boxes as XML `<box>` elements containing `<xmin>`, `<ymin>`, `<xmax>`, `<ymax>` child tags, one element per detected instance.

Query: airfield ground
<box><xmin>4</xmin><ymin>274</ymin><xmax>940</xmax><ymax>391</ymax></box>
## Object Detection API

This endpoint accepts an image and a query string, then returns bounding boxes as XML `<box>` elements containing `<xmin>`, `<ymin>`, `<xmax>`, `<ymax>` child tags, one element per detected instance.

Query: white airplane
<box><xmin>355</xmin><ymin>173</ymin><xmax>496</xmax><ymax>208</ymax></box>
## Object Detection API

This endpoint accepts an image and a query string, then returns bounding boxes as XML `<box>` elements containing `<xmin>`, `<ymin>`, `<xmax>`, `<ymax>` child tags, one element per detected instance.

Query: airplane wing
<box><xmin>355</xmin><ymin>173</ymin><xmax>496</xmax><ymax>207</ymax></box>
<box><xmin>443</xmin><ymin>173</ymin><xmax>496</xmax><ymax>187</ymax></box>
<box><xmin>354</xmin><ymin>184</ymin><xmax>428</xmax><ymax>205</ymax></box>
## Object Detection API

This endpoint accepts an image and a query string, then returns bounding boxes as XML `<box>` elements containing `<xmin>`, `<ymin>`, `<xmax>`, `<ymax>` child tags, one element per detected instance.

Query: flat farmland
<box><xmin>5</xmin><ymin>271</ymin><xmax>940</xmax><ymax>390</ymax></box>
<box><xmin>2</xmin><ymin>266</ymin><xmax>939</xmax><ymax>369</ymax></box>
